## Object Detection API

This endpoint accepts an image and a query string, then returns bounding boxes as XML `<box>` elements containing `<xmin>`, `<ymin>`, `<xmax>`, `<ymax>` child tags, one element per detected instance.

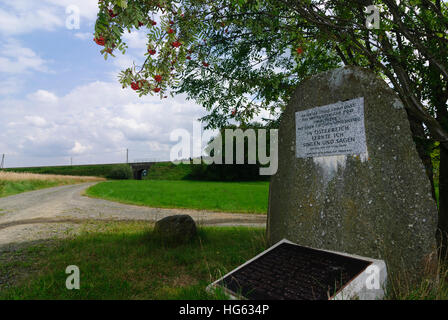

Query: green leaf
<box><xmin>118</xmin><ymin>0</ymin><xmax>128</xmax><ymax>9</ymax></box>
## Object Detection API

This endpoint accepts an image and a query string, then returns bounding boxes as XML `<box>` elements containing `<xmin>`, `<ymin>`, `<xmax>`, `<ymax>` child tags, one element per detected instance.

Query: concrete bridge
<box><xmin>129</xmin><ymin>162</ymin><xmax>155</xmax><ymax>180</ymax></box>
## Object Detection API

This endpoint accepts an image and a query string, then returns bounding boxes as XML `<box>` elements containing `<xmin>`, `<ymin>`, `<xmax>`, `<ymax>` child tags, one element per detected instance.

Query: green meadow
<box><xmin>86</xmin><ymin>180</ymin><xmax>269</xmax><ymax>214</ymax></box>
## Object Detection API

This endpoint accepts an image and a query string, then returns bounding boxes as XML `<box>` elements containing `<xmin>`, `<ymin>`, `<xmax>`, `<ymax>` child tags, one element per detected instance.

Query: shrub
<box><xmin>106</xmin><ymin>164</ymin><xmax>133</xmax><ymax>180</ymax></box>
<box><xmin>186</xmin><ymin>162</ymin><xmax>267</xmax><ymax>181</ymax></box>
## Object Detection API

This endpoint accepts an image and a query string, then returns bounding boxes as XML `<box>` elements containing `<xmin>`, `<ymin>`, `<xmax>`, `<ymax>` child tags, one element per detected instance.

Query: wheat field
<box><xmin>0</xmin><ymin>171</ymin><xmax>105</xmax><ymax>183</ymax></box>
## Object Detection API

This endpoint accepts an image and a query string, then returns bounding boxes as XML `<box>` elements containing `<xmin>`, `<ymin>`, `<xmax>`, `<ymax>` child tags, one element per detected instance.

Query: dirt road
<box><xmin>0</xmin><ymin>183</ymin><xmax>266</xmax><ymax>251</ymax></box>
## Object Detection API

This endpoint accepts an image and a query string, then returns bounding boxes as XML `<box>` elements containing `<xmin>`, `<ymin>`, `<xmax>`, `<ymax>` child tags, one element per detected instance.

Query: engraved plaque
<box><xmin>295</xmin><ymin>97</ymin><xmax>367</xmax><ymax>158</ymax></box>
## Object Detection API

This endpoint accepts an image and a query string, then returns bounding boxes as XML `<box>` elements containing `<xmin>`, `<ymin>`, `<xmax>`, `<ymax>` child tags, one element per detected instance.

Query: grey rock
<box><xmin>267</xmin><ymin>66</ymin><xmax>438</xmax><ymax>280</ymax></box>
<box><xmin>154</xmin><ymin>215</ymin><xmax>197</xmax><ymax>243</ymax></box>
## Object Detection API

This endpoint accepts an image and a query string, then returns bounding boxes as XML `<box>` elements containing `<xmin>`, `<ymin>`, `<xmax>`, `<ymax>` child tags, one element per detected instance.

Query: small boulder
<box><xmin>153</xmin><ymin>215</ymin><xmax>197</xmax><ymax>244</ymax></box>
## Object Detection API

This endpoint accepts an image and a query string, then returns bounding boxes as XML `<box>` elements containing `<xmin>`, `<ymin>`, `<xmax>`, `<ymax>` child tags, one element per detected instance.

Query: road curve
<box><xmin>0</xmin><ymin>183</ymin><xmax>266</xmax><ymax>250</ymax></box>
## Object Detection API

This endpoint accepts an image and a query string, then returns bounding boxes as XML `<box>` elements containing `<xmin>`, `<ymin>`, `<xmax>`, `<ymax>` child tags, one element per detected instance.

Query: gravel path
<box><xmin>0</xmin><ymin>183</ymin><xmax>266</xmax><ymax>251</ymax></box>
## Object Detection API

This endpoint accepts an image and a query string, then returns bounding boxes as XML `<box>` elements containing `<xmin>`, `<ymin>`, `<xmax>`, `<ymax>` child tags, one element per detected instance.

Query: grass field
<box><xmin>145</xmin><ymin>162</ymin><xmax>193</xmax><ymax>180</ymax></box>
<box><xmin>0</xmin><ymin>222</ymin><xmax>266</xmax><ymax>299</ymax></box>
<box><xmin>86</xmin><ymin>180</ymin><xmax>269</xmax><ymax>214</ymax></box>
<box><xmin>0</xmin><ymin>171</ymin><xmax>105</xmax><ymax>198</ymax></box>
<box><xmin>0</xmin><ymin>220</ymin><xmax>446</xmax><ymax>300</ymax></box>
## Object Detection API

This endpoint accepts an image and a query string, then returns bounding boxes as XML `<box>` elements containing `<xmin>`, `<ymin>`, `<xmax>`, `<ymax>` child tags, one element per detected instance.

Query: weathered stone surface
<box><xmin>267</xmin><ymin>66</ymin><xmax>438</xmax><ymax>279</ymax></box>
<box><xmin>154</xmin><ymin>215</ymin><xmax>197</xmax><ymax>243</ymax></box>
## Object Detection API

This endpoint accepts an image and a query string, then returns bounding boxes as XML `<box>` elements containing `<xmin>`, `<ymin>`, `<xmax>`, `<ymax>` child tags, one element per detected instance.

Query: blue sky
<box><xmin>0</xmin><ymin>0</ymin><xmax>212</xmax><ymax>167</ymax></box>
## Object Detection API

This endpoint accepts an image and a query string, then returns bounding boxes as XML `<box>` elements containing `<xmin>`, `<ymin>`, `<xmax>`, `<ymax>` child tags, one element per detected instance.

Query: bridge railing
<box><xmin>131</xmin><ymin>158</ymin><xmax>161</xmax><ymax>163</ymax></box>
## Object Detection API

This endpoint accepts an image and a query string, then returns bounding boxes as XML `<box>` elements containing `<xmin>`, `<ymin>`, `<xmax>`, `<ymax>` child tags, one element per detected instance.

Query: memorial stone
<box><xmin>268</xmin><ymin>66</ymin><xmax>438</xmax><ymax>278</ymax></box>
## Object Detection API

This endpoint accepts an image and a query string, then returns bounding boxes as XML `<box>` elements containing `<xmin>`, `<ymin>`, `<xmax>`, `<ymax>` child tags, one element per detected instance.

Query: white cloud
<box><xmin>0</xmin><ymin>39</ymin><xmax>50</xmax><ymax>74</ymax></box>
<box><xmin>0</xmin><ymin>0</ymin><xmax>99</xmax><ymax>35</ymax></box>
<box><xmin>108</xmin><ymin>117</ymin><xmax>159</xmax><ymax>142</ymax></box>
<box><xmin>24</xmin><ymin>116</ymin><xmax>50</xmax><ymax>128</ymax></box>
<box><xmin>0</xmin><ymin>3</ymin><xmax>63</xmax><ymax>35</ymax></box>
<box><xmin>45</xmin><ymin>0</ymin><xmax>99</xmax><ymax>21</ymax></box>
<box><xmin>113</xmin><ymin>54</ymin><xmax>138</xmax><ymax>70</ymax></box>
<box><xmin>0</xmin><ymin>80</ymin><xmax>208</xmax><ymax>166</ymax></box>
<box><xmin>74</xmin><ymin>32</ymin><xmax>92</xmax><ymax>41</ymax></box>
<box><xmin>70</xmin><ymin>141</ymin><xmax>90</xmax><ymax>155</ymax></box>
<box><xmin>0</xmin><ymin>2</ymin><xmax>211</xmax><ymax>167</ymax></box>
<box><xmin>122</xmin><ymin>30</ymin><xmax>148</xmax><ymax>50</ymax></box>
<box><xmin>27</xmin><ymin>90</ymin><xmax>58</xmax><ymax>104</ymax></box>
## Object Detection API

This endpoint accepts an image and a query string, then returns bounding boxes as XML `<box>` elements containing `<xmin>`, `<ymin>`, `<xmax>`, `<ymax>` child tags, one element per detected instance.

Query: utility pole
<box><xmin>70</xmin><ymin>157</ymin><xmax>73</xmax><ymax>166</ymax></box>
<box><xmin>0</xmin><ymin>154</ymin><xmax>4</xmax><ymax>169</ymax></box>
<box><xmin>126</xmin><ymin>149</ymin><xmax>129</xmax><ymax>163</ymax></box>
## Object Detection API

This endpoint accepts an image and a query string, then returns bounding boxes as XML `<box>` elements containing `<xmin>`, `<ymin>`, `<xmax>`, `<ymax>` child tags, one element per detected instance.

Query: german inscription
<box><xmin>295</xmin><ymin>97</ymin><xmax>367</xmax><ymax>158</ymax></box>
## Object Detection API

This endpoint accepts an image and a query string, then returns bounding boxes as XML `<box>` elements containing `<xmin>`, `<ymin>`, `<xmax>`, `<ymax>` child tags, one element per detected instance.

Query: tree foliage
<box><xmin>94</xmin><ymin>0</ymin><xmax>342</xmax><ymax>128</ymax></box>
<box><xmin>95</xmin><ymin>0</ymin><xmax>448</xmax><ymax>254</ymax></box>
<box><xmin>95</xmin><ymin>1</ymin><xmax>447</xmax><ymax>141</ymax></box>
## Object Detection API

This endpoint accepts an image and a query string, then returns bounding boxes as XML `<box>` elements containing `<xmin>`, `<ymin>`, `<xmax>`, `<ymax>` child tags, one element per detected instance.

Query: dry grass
<box><xmin>0</xmin><ymin>171</ymin><xmax>106</xmax><ymax>198</ymax></box>
<box><xmin>386</xmin><ymin>249</ymin><xmax>448</xmax><ymax>300</ymax></box>
<box><xmin>0</xmin><ymin>171</ymin><xmax>105</xmax><ymax>183</ymax></box>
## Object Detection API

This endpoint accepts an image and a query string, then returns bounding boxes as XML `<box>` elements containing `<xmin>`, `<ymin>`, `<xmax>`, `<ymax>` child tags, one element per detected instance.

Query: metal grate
<box><xmin>216</xmin><ymin>242</ymin><xmax>372</xmax><ymax>300</ymax></box>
